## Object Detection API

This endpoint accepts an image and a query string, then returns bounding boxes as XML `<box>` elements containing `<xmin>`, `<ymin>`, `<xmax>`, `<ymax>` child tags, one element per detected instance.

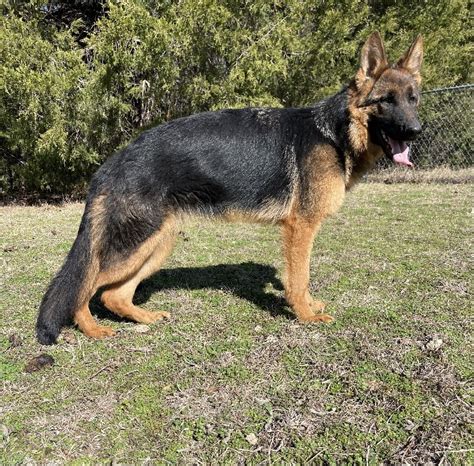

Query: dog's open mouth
<box><xmin>380</xmin><ymin>131</ymin><xmax>413</xmax><ymax>167</ymax></box>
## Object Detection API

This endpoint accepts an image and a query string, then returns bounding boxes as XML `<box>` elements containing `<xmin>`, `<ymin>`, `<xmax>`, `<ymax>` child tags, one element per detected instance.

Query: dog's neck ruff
<box><xmin>312</xmin><ymin>100</ymin><xmax>337</xmax><ymax>143</ymax></box>
<box><xmin>311</xmin><ymin>90</ymin><xmax>349</xmax><ymax>148</ymax></box>
<box><xmin>311</xmin><ymin>87</ymin><xmax>385</xmax><ymax>188</ymax></box>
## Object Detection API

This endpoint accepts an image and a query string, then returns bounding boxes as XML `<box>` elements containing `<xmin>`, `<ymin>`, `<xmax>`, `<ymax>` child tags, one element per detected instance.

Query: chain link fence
<box><xmin>370</xmin><ymin>84</ymin><xmax>473</xmax><ymax>182</ymax></box>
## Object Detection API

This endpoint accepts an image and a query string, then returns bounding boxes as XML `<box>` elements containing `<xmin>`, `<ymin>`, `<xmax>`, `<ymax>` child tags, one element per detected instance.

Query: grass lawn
<box><xmin>1</xmin><ymin>183</ymin><xmax>472</xmax><ymax>464</ymax></box>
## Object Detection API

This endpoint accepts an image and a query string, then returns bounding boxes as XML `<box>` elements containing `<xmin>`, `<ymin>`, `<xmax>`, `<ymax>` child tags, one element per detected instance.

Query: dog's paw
<box><xmin>84</xmin><ymin>325</ymin><xmax>116</xmax><ymax>339</ymax></box>
<box><xmin>310</xmin><ymin>299</ymin><xmax>326</xmax><ymax>312</ymax></box>
<box><xmin>298</xmin><ymin>313</ymin><xmax>334</xmax><ymax>324</ymax></box>
<box><xmin>137</xmin><ymin>310</ymin><xmax>170</xmax><ymax>324</ymax></box>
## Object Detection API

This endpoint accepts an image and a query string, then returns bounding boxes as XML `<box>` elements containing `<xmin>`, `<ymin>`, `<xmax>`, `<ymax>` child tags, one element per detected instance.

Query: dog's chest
<box><xmin>301</xmin><ymin>144</ymin><xmax>346</xmax><ymax>219</ymax></box>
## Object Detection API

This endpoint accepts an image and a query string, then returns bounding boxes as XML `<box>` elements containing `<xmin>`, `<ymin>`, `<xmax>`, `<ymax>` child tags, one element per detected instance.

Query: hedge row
<box><xmin>1</xmin><ymin>0</ymin><xmax>471</xmax><ymax>194</ymax></box>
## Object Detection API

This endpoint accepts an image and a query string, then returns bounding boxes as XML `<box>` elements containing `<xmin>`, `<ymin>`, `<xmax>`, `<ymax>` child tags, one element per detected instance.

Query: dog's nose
<box><xmin>405</xmin><ymin>122</ymin><xmax>422</xmax><ymax>139</ymax></box>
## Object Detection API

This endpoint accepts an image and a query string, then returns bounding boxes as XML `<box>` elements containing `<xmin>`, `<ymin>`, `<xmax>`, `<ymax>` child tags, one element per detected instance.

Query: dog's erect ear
<box><xmin>359</xmin><ymin>31</ymin><xmax>388</xmax><ymax>80</ymax></box>
<box><xmin>397</xmin><ymin>35</ymin><xmax>423</xmax><ymax>83</ymax></box>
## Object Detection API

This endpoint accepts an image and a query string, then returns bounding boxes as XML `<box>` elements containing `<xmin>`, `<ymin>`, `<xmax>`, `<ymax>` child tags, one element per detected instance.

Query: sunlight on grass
<box><xmin>0</xmin><ymin>183</ymin><xmax>472</xmax><ymax>463</ymax></box>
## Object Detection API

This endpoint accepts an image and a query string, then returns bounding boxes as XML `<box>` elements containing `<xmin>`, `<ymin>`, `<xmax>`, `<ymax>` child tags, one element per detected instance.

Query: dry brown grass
<box><xmin>367</xmin><ymin>167</ymin><xmax>474</xmax><ymax>184</ymax></box>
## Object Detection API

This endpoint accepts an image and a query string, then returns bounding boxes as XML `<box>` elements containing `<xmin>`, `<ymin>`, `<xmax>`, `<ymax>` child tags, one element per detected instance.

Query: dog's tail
<box><xmin>36</xmin><ymin>214</ymin><xmax>99</xmax><ymax>345</ymax></box>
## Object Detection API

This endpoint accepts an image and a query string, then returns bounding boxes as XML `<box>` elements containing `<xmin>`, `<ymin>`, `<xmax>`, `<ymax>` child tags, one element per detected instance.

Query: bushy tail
<box><xmin>36</xmin><ymin>216</ymin><xmax>97</xmax><ymax>345</ymax></box>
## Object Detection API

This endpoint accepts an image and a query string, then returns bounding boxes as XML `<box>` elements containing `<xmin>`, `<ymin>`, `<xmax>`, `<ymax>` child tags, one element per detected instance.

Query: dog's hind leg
<box><xmin>100</xmin><ymin>222</ymin><xmax>177</xmax><ymax>324</ymax></box>
<box><xmin>282</xmin><ymin>216</ymin><xmax>334</xmax><ymax>323</ymax></box>
<box><xmin>74</xmin><ymin>302</ymin><xmax>116</xmax><ymax>339</ymax></box>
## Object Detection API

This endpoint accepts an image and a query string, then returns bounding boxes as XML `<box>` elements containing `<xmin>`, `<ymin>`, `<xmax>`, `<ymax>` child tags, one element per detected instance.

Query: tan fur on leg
<box><xmin>101</xmin><ymin>225</ymin><xmax>177</xmax><ymax>323</ymax></box>
<box><xmin>282</xmin><ymin>216</ymin><xmax>333</xmax><ymax>323</ymax></box>
<box><xmin>74</xmin><ymin>303</ymin><xmax>116</xmax><ymax>339</ymax></box>
<box><xmin>306</xmin><ymin>291</ymin><xmax>327</xmax><ymax>312</ymax></box>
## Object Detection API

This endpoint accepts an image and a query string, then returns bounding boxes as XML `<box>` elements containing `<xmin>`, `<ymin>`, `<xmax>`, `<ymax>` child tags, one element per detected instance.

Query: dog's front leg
<box><xmin>282</xmin><ymin>216</ymin><xmax>334</xmax><ymax>323</ymax></box>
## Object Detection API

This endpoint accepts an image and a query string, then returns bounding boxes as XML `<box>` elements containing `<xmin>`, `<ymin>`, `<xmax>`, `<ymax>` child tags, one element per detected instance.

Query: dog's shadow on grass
<box><xmin>91</xmin><ymin>262</ymin><xmax>292</xmax><ymax>321</ymax></box>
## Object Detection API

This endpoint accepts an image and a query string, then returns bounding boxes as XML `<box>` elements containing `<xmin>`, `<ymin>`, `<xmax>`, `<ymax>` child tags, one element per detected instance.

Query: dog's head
<box><xmin>351</xmin><ymin>32</ymin><xmax>423</xmax><ymax>167</ymax></box>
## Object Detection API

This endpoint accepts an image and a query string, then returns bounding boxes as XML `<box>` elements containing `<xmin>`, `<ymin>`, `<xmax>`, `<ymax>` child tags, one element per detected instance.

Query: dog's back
<box><xmin>92</xmin><ymin>106</ymin><xmax>328</xmax><ymax>221</ymax></box>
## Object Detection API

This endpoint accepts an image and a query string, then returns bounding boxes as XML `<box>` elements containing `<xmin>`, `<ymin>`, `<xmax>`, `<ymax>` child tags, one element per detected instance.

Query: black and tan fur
<box><xmin>36</xmin><ymin>32</ymin><xmax>423</xmax><ymax>344</ymax></box>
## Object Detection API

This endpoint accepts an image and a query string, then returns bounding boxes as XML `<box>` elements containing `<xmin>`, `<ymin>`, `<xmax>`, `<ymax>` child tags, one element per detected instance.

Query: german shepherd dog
<box><xmin>37</xmin><ymin>32</ymin><xmax>423</xmax><ymax>344</ymax></box>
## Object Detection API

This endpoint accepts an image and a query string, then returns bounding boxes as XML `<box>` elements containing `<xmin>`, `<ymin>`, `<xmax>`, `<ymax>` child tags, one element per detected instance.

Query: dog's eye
<box><xmin>380</xmin><ymin>93</ymin><xmax>395</xmax><ymax>104</ymax></box>
<box><xmin>408</xmin><ymin>94</ymin><xmax>418</xmax><ymax>104</ymax></box>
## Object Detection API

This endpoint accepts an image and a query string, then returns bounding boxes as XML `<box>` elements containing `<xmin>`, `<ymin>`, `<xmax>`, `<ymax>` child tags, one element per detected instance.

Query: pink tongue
<box><xmin>388</xmin><ymin>137</ymin><xmax>413</xmax><ymax>167</ymax></box>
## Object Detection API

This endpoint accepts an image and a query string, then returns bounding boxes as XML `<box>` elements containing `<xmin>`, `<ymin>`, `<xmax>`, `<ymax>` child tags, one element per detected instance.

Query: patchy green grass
<box><xmin>1</xmin><ymin>183</ymin><xmax>472</xmax><ymax>464</ymax></box>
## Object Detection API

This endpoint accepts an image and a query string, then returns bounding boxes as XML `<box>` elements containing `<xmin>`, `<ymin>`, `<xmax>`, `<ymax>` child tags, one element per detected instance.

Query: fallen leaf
<box><xmin>133</xmin><ymin>324</ymin><xmax>150</xmax><ymax>334</ymax></box>
<box><xmin>426</xmin><ymin>338</ymin><xmax>443</xmax><ymax>352</ymax></box>
<box><xmin>25</xmin><ymin>354</ymin><xmax>54</xmax><ymax>373</ymax></box>
<box><xmin>246</xmin><ymin>433</ymin><xmax>258</xmax><ymax>446</ymax></box>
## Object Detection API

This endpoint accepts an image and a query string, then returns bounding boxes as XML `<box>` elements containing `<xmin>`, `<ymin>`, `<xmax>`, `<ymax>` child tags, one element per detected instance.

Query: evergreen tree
<box><xmin>0</xmin><ymin>0</ymin><xmax>471</xmax><ymax>194</ymax></box>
